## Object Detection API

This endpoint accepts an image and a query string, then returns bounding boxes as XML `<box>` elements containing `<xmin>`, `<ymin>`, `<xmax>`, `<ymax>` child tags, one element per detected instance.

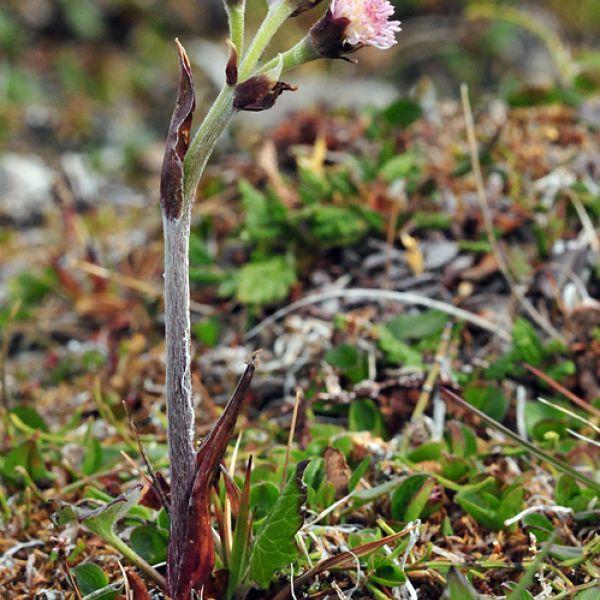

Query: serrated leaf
<box><xmin>236</xmin><ymin>256</ymin><xmax>296</xmax><ymax>305</ymax></box>
<box><xmin>249</xmin><ymin>461</ymin><xmax>309</xmax><ymax>588</ymax></box>
<box><xmin>239</xmin><ymin>179</ymin><xmax>287</xmax><ymax>243</ymax></box>
<box><xmin>305</xmin><ymin>205</ymin><xmax>368</xmax><ymax>248</ymax></box>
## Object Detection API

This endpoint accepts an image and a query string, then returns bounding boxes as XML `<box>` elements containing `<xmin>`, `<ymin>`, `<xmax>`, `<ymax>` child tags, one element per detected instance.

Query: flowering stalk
<box><xmin>224</xmin><ymin>0</ymin><xmax>246</xmax><ymax>56</ymax></box>
<box><xmin>160</xmin><ymin>0</ymin><xmax>400</xmax><ymax>596</ymax></box>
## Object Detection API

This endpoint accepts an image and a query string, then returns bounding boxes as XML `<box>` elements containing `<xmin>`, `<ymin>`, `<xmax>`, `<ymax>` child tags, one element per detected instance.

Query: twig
<box><xmin>460</xmin><ymin>84</ymin><xmax>567</xmax><ymax>345</ymax></box>
<box><xmin>524</xmin><ymin>363</ymin><xmax>600</xmax><ymax>419</ymax></box>
<box><xmin>567</xmin><ymin>191</ymin><xmax>600</xmax><ymax>254</ymax></box>
<box><xmin>411</xmin><ymin>321</ymin><xmax>453</xmax><ymax>421</ymax></box>
<box><xmin>441</xmin><ymin>387</ymin><xmax>600</xmax><ymax>493</ymax></box>
<box><xmin>281</xmin><ymin>388</ymin><xmax>302</xmax><ymax>493</ymax></box>
<box><xmin>537</xmin><ymin>397</ymin><xmax>600</xmax><ymax>436</ymax></box>
<box><xmin>122</xmin><ymin>399</ymin><xmax>170</xmax><ymax>513</ymax></box>
<box><xmin>245</xmin><ymin>288</ymin><xmax>511</xmax><ymax>341</ymax></box>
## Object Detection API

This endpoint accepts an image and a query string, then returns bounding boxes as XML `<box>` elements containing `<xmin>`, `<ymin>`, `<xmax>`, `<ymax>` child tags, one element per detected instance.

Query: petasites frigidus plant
<box><xmin>158</xmin><ymin>0</ymin><xmax>401</xmax><ymax>597</ymax></box>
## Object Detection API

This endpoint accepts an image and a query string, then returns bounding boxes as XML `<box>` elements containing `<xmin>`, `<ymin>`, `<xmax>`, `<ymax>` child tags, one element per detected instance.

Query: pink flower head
<box><xmin>330</xmin><ymin>0</ymin><xmax>401</xmax><ymax>49</ymax></box>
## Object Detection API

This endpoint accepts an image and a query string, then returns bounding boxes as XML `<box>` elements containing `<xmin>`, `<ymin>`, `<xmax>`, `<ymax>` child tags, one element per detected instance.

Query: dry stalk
<box><xmin>460</xmin><ymin>84</ymin><xmax>567</xmax><ymax>345</ymax></box>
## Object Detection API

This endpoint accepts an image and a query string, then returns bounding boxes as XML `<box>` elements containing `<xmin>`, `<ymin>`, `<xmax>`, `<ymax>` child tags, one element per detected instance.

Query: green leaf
<box><xmin>574</xmin><ymin>588</ymin><xmax>600</xmax><ymax>600</ymax></box>
<box><xmin>497</xmin><ymin>485</ymin><xmax>525</xmax><ymax>531</ymax></box>
<box><xmin>349</xmin><ymin>457</ymin><xmax>370</xmax><ymax>492</ymax></box>
<box><xmin>555</xmin><ymin>475</ymin><xmax>578</xmax><ymax>506</ymax></box>
<box><xmin>236</xmin><ymin>256</ymin><xmax>296</xmax><ymax>305</ymax></box>
<box><xmin>303</xmin><ymin>458</ymin><xmax>324</xmax><ymax>492</ymax></box>
<box><xmin>72</xmin><ymin>563</ymin><xmax>115</xmax><ymax>599</ymax></box>
<box><xmin>456</xmin><ymin>491</ymin><xmax>499</xmax><ymax>530</ymax></box>
<box><xmin>250</xmin><ymin>481</ymin><xmax>280</xmax><ymax>521</ymax></box>
<box><xmin>55</xmin><ymin>485</ymin><xmax>143</xmax><ymax>544</ymax></box>
<box><xmin>2</xmin><ymin>439</ymin><xmax>51</xmax><ymax>484</ymax></box>
<box><xmin>249</xmin><ymin>461</ymin><xmax>309</xmax><ymax>588</ymax></box>
<box><xmin>305</xmin><ymin>205</ymin><xmax>368</xmax><ymax>247</ymax></box>
<box><xmin>512</xmin><ymin>318</ymin><xmax>546</xmax><ymax>365</ymax></box>
<box><xmin>82</xmin><ymin>422</ymin><xmax>103</xmax><ymax>476</ymax></box>
<box><xmin>349</xmin><ymin>399</ymin><xmax>386</xmax><ymax>437</ymax></box>
<box><xmin>445</xmin><ymin>422</ymin><xmax>478</xmax><ymax>458</ymax></box>
<box><xmin>407</xmin><ymin>441</ymin><xmax>443</xmax><ymax>463</ymax></box>
<box><xmin>385</xmin><ymin>310</ymin><xmax>448</xmax><ymax>341</ymax></box>
<box><xmin>191</xmin><ymin>317</ymin><xmax>220</xmax><ymax>347</ymax></box>
<box><xmin>9</xmin><ymin>407</ymin><xmax>48</xmax><ymax>432</ymax></box>
<box><xmin>376</xmin><ymin>326</ymin><xmax>423</xmax><ymax>367</ymax></box>
<box><xmin>463</xmin><ymin>385</ymin><xmax>508</xmax><ymax>422</ymax></box>
<box><xmin>440</xmin><ymin>454</ymin><xmax>470</xmax><ymax>482</ymax></box>
<box><xmin>391</xmin><ymin>475</ymin><xmax>435</xmax><ymax>522</ymax></box>
<box><xmin>351</xmin><ymin>478</ymin><xmax>404</xmax><ymax>509</ymax></box>
<box><xmin>325</xmin><ymin>344</ymin><xmax>368</xmax><ymax>384</ymax></box>
<box><xmin>239</xmin><ymin>178</ymin><xmax>287</xmax><ymax>244</ymax></box>
<box><xmin>379</xmin><ymin>153</ymin><xmax>421</xmax><ymax>183</ymax></box>
<box><xmin>370</xmin><ymin>562</ymin><xmax>407</xmax><ymax>586</ymax></box>
<box><xmin>523</xmin><ymin>513</ymin><xmax>554</xmax><ymax>543</ymax></box>
<box><xmin>130</xmin><ymin>525</ymin><xmax>168</xmax><ymax>565</ymax></box>
<box><xmin>381</xmin><ymin>98</ymin><xmax>423</xmax><ymax>128</ymax></box>
<box><xmin>442</xmin><ymin>567</ymin><xmax>481</xmax><ymax>599</ymax></box>
<box><xmin>157</xmin><ymin>507</ymin><xmax>170</xmax><ymax>531</ymax></box>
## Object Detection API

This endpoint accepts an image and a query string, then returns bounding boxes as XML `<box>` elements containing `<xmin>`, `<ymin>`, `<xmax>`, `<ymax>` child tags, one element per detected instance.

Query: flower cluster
<box><xmin>330</xmin><ymin>0</ymin><xmax>401</xmax><ymax>50</ymax></box>
<box><xmin>308</xmin><ymin>0</ymin><xmax>400</xmax><ymax>61</ymax></box>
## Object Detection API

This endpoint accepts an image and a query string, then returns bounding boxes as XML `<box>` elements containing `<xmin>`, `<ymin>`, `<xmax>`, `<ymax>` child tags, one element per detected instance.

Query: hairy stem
<box><xmin>226</xmin><ymin>0</ymin><xmax>246</xmax><ymax>56</ymax></box>
<box><xmin>238</xmin><ymin>0</ymin><xmax>294</xmax><ymax>81</ymax></box>
<box><xmin>163</xmin><ymin>210</ymin><xmax>196</xmax><ymax>581</ymax></box>
<box><xmin>166</xmin><ymin>81</ymin><xmax>235</xmax><ymax>593</ymax></box>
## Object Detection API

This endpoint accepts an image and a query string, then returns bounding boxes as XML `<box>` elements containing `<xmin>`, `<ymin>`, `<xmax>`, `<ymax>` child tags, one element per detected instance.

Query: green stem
<box><xmin>108</xmin><ymin>533</ymin><xmax>167</xmax><ymax>590</ymax></box>
<box><xmin>259</xmin><ymin>36</ymin><xmax>318</xmax><ymax>74</ymax></box>
<box><xmin>183</xmin><ymin>85</ymin><xmax>236</xmax><ymax>205</ymax></box>
<box><xmin>227</xmin><ymin>1</ymin><xmax>246</xmax><ymax>56</ymax></box>
<box><xmin>238</xmin><ymin>0</ymin><xmax>294</xmax><ymax>81</ymax></box>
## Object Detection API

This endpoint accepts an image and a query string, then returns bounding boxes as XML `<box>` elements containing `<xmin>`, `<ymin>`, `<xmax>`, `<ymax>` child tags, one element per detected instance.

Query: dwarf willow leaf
<box><xmin>72</xmin><ymin>563</ymin><xmax>115</xmax><ymax>600</ymax></box>
<box><xmin>391</xmin><ymin>475</ymin><xmax>435</xmax><ymax>522</ymax></box>
<box><xmin>130</xmin><ymin>525</ymin><xmax>168</xmax><ymax>565</ymax></box>
<box><xmin>249</xmin><ymin>461</ymin><xmax>308</xmax><ymax>588</ymax></box>
<box><xmin>349</xmin><ymin>398</ymin><xmax>386</xmax><ymax>437</ymax></box>
<box><xmin>442</xmin><ymin>567</ymin><xmax>481</xmax><ymax>599</ymax></box>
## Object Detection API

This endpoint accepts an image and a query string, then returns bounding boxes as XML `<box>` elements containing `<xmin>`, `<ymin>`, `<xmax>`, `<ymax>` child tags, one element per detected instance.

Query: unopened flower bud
<box><xmin>233</xmin><ymin>76</ymin><xmax>297</xmax><ymax>111</ymax></box>
<box><xmin>310</xmin><ymin>0</ymin><xmax>401</xmax><ymax>59</ymax></box>
<box><xmin>225</xmin><ymin>39</ymin><xmax>238</xmax><ymax>86</ymax></box>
